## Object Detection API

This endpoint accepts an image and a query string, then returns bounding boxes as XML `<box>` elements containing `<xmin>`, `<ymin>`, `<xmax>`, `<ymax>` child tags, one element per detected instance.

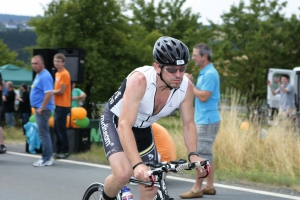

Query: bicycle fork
<box><xmin>157</xmin><ymin>173</ymin><xmax>174</xmax><ymax>200</ymax></box>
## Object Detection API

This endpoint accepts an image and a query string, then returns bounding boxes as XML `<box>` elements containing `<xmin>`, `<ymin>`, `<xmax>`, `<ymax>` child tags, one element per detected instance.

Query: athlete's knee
<box><xmin>111</xmin><ymin>165</ymin><xmax>132</xmax><ymax>185</ymax></box>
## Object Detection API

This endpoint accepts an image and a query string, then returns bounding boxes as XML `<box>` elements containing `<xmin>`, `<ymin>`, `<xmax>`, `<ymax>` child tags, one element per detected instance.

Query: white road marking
<box><xmin>7</xmin><ymin>151</ymin><xmax>300</xmax><ymax>200</ymax></box>
<box><xmin>167</xmin><ymin>176</ymin><xmax>300</xmax><ymax>200</ymax></box>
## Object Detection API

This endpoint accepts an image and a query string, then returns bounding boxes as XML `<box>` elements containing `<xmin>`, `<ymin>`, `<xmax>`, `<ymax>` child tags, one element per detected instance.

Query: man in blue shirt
<box><xmin>180</xmin><ymin>44</ymin><xmax>220</xmax><ymax>198</ymax></box>
<box><xmin>268</xmin><ymin>74</ymin><xmax>295</xmax><ymax>118</ymax></box>
<box><xmin>30</xmin><ymin>55</ymin><xmax>55</xmax><ymax>167</ymax></box>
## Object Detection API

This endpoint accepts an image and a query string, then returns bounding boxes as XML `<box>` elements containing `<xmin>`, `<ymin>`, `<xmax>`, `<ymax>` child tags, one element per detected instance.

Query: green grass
<box><xmin>72</xmin><ymin>144</ymin><xmax>109</xmax><ymax>165</ymax></box>
<box><xmin>3</xmin><ymin>127</ymin><xmax>25</xmax><ymax>143</ymax></box>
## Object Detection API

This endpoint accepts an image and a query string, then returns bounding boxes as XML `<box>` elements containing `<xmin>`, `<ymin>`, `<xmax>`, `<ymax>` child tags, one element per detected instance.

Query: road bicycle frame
<box><xmin>82</xmin><ymin>159</ymin><xmax>210</xmax><ymax>200</ymax></box>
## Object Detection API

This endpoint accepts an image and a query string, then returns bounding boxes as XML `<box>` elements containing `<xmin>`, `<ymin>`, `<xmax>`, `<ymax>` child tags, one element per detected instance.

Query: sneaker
<box><xmin>33</xmin><ymin>158</ymin><xmax>54</xmax><ymax>167</ymax></box>
<box><xmin>56</xmin><ymin>153</ymin><xmax>69</xmax><ymax>159</ymax></box>
<box><xmin>45</xmin><ymin>158</ymin><xmax>54</xmax><ymax>166</ymax></box>
<box><xmin>0</xmin><ymin>144</ymin><xmax>6</xmax><ymax>154</ymax></box>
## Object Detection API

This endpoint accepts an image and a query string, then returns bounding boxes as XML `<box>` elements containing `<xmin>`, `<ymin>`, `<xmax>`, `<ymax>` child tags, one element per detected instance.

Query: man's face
<box><xmin>6</xmin><ymin>83</ymin><xmax>11</xmax><ymax>91</ymax></box>
<box><xmin>155</xmin><ymin>62</ymin><xmax>187</xmax><ymax>88</ymax></box>
<box><xmin>31</xmin><ymin>57</ymin><xmax>43</xmax><ymax>73</ymax></box>
<box><xmin>53</xmin><ymin>58</ymin><xmax>65</xmax><ymax>69</ymax></box>
<box><xmin>192</xmin><ymin>48</ymin><xmax>206</xmax><ymax>67</ymax></box>
<box><xmin>281</xmin><ymin>77</ymin><xmax>289</xmax><ymax>84</ymax></box>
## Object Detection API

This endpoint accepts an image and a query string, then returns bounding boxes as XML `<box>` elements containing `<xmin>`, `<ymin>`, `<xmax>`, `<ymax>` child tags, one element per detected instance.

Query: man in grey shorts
<box><xmin>180</xmin><ymin>43</ymin><xmax>221</xmax><ymax>198</ymax></box>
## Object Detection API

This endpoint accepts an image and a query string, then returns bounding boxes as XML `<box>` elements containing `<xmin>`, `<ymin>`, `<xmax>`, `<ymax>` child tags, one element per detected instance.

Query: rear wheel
<box><xmin>82</xmin><ymin>183</ymin><xmax>104</xmax><ymax>200</ymax></box>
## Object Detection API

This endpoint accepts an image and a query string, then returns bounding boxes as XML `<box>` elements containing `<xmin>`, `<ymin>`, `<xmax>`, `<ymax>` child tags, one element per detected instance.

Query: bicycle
<box><xmin>82</xmin><ymin>159</ymin><xmax>210</xmax><ymax>200</ymax></box>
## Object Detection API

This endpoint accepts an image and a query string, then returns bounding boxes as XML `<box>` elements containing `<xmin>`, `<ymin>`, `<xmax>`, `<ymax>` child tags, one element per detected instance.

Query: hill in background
<box><xmin>0</xmin><ymin>14</ymin><xmax>37</xmax><ymax>63</ymax></box>
<box><xmin>0</xmin><ymin>14</ymin><xmax>32</xmax><ymax>23</ymax></box>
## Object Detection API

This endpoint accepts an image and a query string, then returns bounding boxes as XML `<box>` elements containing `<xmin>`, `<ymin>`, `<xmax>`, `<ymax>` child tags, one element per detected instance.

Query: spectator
<box><xmin>271</xmin><ymin>75</ymin><xmax>280</xmax><ymax>90</ymax></box>
<box><xmin>17</xmin><ymin>83</ymin><xmax>32</xmax><ymax>135</ymax></box>
<box><xmin>268</xmin><ymin>74</ymin><xmax>295</xmax><ymax>119</ymax></box>
<box><xmin>3</xmin><ymin>81</ymin><xmax>16</xmax><ymax>128</ymax></box>
<box><xmin>53</xmin><ymin>53</ymin><xmax>71</xmax><ymax>159</ymax></box>
<box><xmin>0</xmin><ymin>81</ymin><xmax>6</xmax><ymax>154</ymax></box>
<box><xmin>180</xmin><ymin>43</ymin><xmax>221</xmax><ymax>198</ymax></box>
<box><xmin>30</xmin><ymin>55</ymin><xmax>55</xmax><ymax>167</ymax></box>
<box><xmin>71</xmin><ymin>82</ymin><xmax>86</xmax><ymax>107</ymax></box>
<box><xmin>1</xmin><ymin>81</ymin><xmax>6</xmax><ymax>124</ymax></box>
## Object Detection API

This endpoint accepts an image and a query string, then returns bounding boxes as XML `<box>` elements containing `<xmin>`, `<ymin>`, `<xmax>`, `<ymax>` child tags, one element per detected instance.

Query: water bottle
<box><xmin>121</xmin><ymin>186</ymin><xmax>133</xmax><ymax>200</ymax></box>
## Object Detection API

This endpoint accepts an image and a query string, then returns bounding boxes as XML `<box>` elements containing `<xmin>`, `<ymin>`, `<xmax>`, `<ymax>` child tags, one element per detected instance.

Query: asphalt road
<box><xmin>1</xmin><ymin>144</ymin><xmax>300</xmax><ymax>200</ymax></box>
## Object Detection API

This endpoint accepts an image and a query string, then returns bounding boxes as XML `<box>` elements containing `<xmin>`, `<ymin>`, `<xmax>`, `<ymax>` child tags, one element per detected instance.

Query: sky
<box><xmin>0</xmin><ymin>0</ymin><xmax>299</xmax><ymax>24</ymax></box>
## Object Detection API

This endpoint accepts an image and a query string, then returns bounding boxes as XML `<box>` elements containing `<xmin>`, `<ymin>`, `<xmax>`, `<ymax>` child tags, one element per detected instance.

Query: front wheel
<box><xmin>82</xmin><ymin>182</ymin><xmax>104</xmax><ymax>200</ymax></box>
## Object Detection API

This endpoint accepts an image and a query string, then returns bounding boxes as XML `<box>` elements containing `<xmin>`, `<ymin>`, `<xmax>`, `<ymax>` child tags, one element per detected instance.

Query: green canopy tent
<box><xmin>0</xmin><ymin>64</ymin><xmax>33</xmax><ymax>87</ymax></box>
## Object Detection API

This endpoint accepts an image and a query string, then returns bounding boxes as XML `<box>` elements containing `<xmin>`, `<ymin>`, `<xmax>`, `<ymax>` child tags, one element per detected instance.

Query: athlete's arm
<box><xmin>117</xmin><ymin>71</ymin><xmax>150</xmax><ymax>181</ymax></box>
<box><xmin>179</xmin><ymin>81</ymin><xmax>202</xmax><ymax>162</ymax></box>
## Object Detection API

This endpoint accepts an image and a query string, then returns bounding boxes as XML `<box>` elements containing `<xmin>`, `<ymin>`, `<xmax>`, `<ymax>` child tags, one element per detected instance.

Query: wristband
<box><xmin>188</xmin><ymin>152</ymin><xmax>199</xmax><ymax>162</ymax></box>
<box><xmin>132</xmin><ymin>162</ymin><xmax>143</xmax><ymax>170</ymax></box>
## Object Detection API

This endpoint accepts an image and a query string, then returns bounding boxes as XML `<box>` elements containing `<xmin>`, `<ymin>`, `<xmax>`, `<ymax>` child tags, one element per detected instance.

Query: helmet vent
<box><xmin>180</xmin><ymin>43</ymin><xmax>184</xmax><ymax>49</ymax></box>
<box><xmin>176</xmin><ymin>49</ymin><xmax>180</xmax><ymax>58</ymax></box>
<box><xmin>171</xmin><ymin>54</ymin><xmax>176</xmax><ymax>60</ymax></box>
<box><xmin>171</xmin><ymin>40</ymin><xmax>177</xmax><ymax>46</ymax></box>
<box><xmin>167</xmin><ymin>44</ymin><xmax>173</xmax><ymax>51</ymax></box>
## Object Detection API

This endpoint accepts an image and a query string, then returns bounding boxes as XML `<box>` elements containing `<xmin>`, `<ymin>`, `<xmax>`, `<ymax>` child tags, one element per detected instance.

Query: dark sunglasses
<box><xmin>164</xmin><ymin>65</ymin><xmax>187</xmax><ymax>73</ymax></box>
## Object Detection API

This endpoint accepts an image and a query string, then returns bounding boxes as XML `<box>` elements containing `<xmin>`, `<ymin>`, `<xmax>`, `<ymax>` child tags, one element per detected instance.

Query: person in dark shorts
<box><xmin>99</xmin><ymin>36</ymin><xmax>204</xmax><ymax>200</ymax></box>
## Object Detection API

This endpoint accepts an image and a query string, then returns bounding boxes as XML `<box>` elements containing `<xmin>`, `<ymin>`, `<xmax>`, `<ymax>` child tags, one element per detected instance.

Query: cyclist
<box><xmin>99</xmin><ymin>36</ymin><xmax>204</xmax><ymax>200</ymax></box>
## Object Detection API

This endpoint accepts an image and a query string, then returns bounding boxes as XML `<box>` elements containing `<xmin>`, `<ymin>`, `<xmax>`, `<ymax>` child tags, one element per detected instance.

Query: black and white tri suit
<box><xmin>99</xmin><ymin>65</ymin><xmax>188</xmax><ymax>164</ymax></box>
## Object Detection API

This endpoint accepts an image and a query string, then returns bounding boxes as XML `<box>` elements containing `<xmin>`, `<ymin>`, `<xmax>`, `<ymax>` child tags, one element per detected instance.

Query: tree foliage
<box><xmin>129</xmin><ymin>0</ymin><xmax>210</xmax><ymax>74</ymax></box>
<box><xmin>209</xmin><ymin>0</ymin><xmax>300</xmax><ymax>101</ymax></box>
<box><xmin>129</xmin><ymin>0</ymin><xmax>201</xmax><ymax>40</ymax></box>
<box><xmin>26</xmin><ymin>0</ymin><xmax>300</xmax><ymax>107</ymax></box>
<box><xmin>0</xmin><ymin>39</ymin><xmax>24</xmax><ymax>67</ymax></box>
<box><xmin>0</xmin><ymin>30</ymin><xmax>36</xmax><ymax>63</ymax></box>
<box><xmin>29</xmin><ymin>0</ymin><xmax>156</xmax><ymax>109</ymax></box>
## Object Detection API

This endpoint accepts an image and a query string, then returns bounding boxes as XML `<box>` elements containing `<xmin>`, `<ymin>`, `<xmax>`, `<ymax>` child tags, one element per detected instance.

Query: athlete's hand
<box><xmin>190</xmin><ymin>155</ymin><xmax>205</xmax><ymax>174</ymax></box>
<box><xmin>133</xmin><ymin>163</ymin><xmax>150</xmax><ymax>182</ymax></box>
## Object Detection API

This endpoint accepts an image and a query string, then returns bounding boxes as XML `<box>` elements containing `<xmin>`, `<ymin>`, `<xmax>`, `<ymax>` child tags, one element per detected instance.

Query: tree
<box><xmin>208</xmin><ymin>0</ymin><xmax>300</xmax><ymax>101</ymax></box>
<box><xmin>0</xmin><ymin>21</ymin><xmax>5</xmax><ymax>30</ymax></box>
<box><xmin>129</xmin><ymin>0</ymin><xmax>213</xmax><ymax>75</ymax></box>
<box><xmin>129</xmin><ymin>0</ymin><xmax>201</xmax><ymax>40</ymax></box>
<box><xmin>29</xmin><ymin>0</ymin><xmax>157</xmax><ymax>116</ymax></box>
<box><xmin>0</xmin><ymin>29</ymin><xmax>37</xmax><ymax>62</ymax></box>
<box><xmin>0</xmin><ymin>39</ymin><xmax>24</xmax><ymax>67</ymax></box>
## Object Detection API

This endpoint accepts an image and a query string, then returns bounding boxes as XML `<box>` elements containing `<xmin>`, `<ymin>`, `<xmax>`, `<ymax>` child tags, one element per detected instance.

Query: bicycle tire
<box><xmin>82</xmin><ymin>182</ymin><xmax>104</xmax><ymax>200</ymax></box>
<box><xmin>82</xmin><ymin>183</ymin><xmax>162</xmax><ymax>200</ymax></box>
